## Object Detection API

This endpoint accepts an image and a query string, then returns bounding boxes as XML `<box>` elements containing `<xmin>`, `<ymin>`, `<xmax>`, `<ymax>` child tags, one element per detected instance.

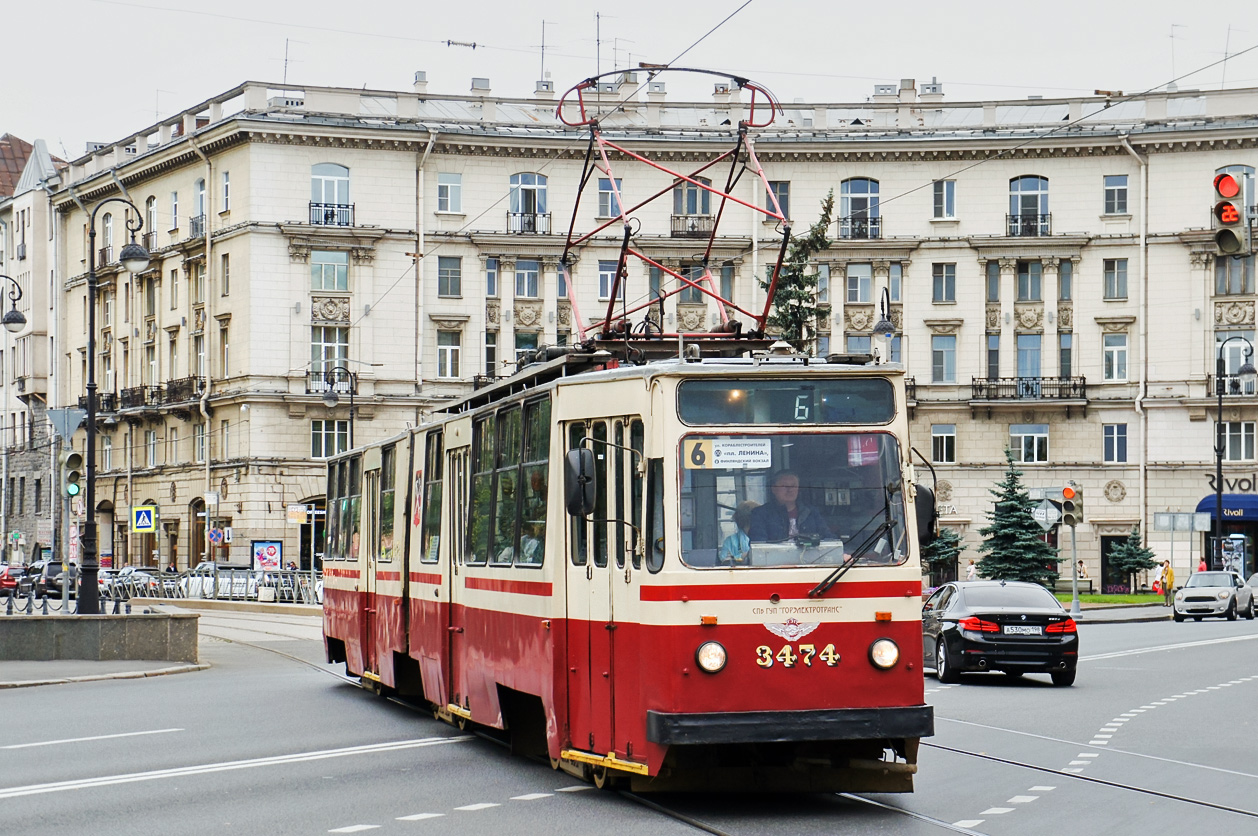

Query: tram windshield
<box><xmin>679</xmin><ymin>432</ymin><xmax>908</xmax><ymax>569</ymax></box>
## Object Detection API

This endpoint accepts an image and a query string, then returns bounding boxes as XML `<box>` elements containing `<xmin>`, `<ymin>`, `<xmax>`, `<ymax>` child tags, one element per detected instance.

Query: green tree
<box><xmin>976</xmin><ymin>449</ymin><xmax>1060</xmax><ymax>585</ymax></box>
<box><xmin>923</xmin><ymin>526</ymin><xmax>965</xmax><ymax>584</ymax></box>
<box><xmin>760</xmin><ymin>190</ymin><xmax>834</xmax><ymax>352</ymax></box>
<box><xmin>1107</xmin><ymin>525</ymin><xmax>1159</xmax><ymax>593</ymax></box>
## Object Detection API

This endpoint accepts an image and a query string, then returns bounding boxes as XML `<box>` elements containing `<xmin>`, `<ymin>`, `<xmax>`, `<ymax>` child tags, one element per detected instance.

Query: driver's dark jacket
<box><xmin>749</xmin><ymin>502</ymin><xmax>833</xmax><ymax>542</ymax></box>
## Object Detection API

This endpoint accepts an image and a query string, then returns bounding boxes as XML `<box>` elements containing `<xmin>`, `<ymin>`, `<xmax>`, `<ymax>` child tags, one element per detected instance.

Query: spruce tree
<box><xmin>923</xmin><ymin>526</ymin><xmax>965</xmax><ymax>585</ymax></box>
<box><xmin>760</xmin><ymin>190</ymin><xmax>834</xmax><ymax>352</ymax></box>
<box><xmin>976</xmin><ymin>449</ymin><xmax>1060</xmax><ymax>585</ymax></box>
<box><xmin>1107</xmin><ymin>525</ymin><xmax>1159</xmax><ymax>593</ymax></box>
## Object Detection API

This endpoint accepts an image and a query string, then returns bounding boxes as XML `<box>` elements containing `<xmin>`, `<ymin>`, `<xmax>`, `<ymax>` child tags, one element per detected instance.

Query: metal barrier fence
<box><xmin>2</xmin><ymin>568</ymin><xmax>323</xmax><ymax>610</ymax></box>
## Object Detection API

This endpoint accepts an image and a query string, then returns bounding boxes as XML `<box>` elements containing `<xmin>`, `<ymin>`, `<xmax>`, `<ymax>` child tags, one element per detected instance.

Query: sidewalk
<box><xmin>1074</xmin><ymin>602</ymin><xmax>1174</xmax><ymax>623</ymax></box>
<box><xmin>0</xmin><ymin>659</ymin><xmax>209</xmax><ymax>689</ymax></box>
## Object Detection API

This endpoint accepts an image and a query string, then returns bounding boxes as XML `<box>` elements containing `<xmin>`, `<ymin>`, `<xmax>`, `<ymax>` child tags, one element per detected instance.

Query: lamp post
<box><xmin>1214</xmin><ymin>335</ymin><xmax>1257</xmax><ymax>576</ymax></box>
<box><xmin>0</xmin><ymin>275</ymin><xmax>29</xmax><ymax>335</ymax></box>
<box><xmin>321</xmin><ymin>366</ymin><xmax>357</xmax><ymax>451</ymax></box>
<box><xmin>872</xmin><ymin>287</ymin><xmax>896</xmax><ymax>362</ymax></box>
<box><xmin>80</xmin><ymin>199</ymin><xmax>150</xmax><ymax>615</ymax></box>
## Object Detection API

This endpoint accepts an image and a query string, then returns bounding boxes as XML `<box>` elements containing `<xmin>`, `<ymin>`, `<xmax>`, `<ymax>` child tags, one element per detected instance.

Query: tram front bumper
<box><xmin>646</xmin><ymin>705</ymin><xmax>934</xmax><ymax>746</ymax></box>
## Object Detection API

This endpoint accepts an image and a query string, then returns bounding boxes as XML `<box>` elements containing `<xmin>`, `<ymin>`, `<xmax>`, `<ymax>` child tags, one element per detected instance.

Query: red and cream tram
<box><xmin>323</xmin><ymin>345</ymin><xmax>936</xmax><ymax>791</ymax></box>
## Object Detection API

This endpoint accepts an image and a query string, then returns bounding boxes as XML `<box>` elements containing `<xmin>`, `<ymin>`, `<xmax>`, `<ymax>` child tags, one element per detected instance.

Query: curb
<box><xmin>0</xmin><ymin>662</ymin><xmax>210</xmax><ymax>689</ymax></box>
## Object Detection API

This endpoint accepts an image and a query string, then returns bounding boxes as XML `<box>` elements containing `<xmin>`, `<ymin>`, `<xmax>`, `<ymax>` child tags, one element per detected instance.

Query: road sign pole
<box><xmin>1070</xmin><ymin>524</ymin><xmax>1082</xmax><ymax>618</ymax></box>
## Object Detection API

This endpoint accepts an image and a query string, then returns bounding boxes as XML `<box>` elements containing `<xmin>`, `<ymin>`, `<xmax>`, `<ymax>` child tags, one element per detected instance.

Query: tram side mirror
<box><xmin>915</xmin><ymin>486</ymin><xmax>938</xmax><ymax>548</ymax></box>
<box><xmin>565</xmin><ymin>448</ymin><xmax>597</xmax><ymax>517</ymax></box>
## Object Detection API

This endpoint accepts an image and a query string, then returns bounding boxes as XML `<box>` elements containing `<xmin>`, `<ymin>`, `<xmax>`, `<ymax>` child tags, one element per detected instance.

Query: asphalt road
<box><xmin>1</xmin><ymin>612</ymin><xmax>1255</xmax><ymax>835</ymax></box>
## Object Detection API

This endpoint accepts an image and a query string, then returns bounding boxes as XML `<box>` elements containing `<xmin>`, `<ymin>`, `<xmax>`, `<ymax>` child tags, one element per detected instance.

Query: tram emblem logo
<box><xmin>764</xmin><ymin>618</ymin><xmax>819</xmax><ymax>642</ymax></box>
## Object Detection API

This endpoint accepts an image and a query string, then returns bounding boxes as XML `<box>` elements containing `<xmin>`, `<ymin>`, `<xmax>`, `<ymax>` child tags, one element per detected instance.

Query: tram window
<box><xmin>678</xmin><ymin>378</ymin><xmax>895</xmax><ymax>425</ymax></box>
<box><xmin>517</xmin><ymin>398</ymin><xmax>551</xmax><ymax>566</ymax></box>
<box><xmin>380</xmin><ymin>445</ymin><xmax>396</xmax><ymax>562</ymax></box>
<box><xmin>325</xmin><ymin>461</ymin><xmax>341</xmax><ymax>561</ymax></box>
<box><xmin>646</xmin><ymin>458</ymin><xmax>665</xmax><ymax>573</ymax></box>
<box><xmin>630</xmin><ymin>420</ymin><xmax>644</xmax><ymax>569</ymax></box>
<box><xmin>568</xmin><ymin>423</ymin><xmax>588</xmax><ymax>566</ymax></box>
<box><xmin>614</xmin><ymin>421</ymin><xmax>626</xmax><ymax>569</ymax></box>
<box><xmin>348</xmin><ymin>455</ymin><xmax>363</xmax><ymax>562</ymax></box>
<box><xmin>491</xmin><ymin>407</ymin><xmax>523</xmax><ymax>565</ymax></box>
<box><xmin>421</xmin><ymin>433</ymin><xmax>443</xmax><ymax>563</ymax></box>
<box><xmin>467</xmin><ymin>416</ymin><xmax>494</xmax><ymax>565</ymax></box>
<box><xmin>592</xmin><ymin>422</ymin><xmax>609</xmax><ymax>568</ymax></box>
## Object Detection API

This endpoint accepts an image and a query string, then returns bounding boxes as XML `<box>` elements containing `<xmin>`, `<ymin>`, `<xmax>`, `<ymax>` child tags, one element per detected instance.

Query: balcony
<box><xmin>1007</xmin><ymin>213</ymin><xmax>1051</xmax><ymax>237</ymax></box>
<box><xmin>971</xmin><ymin>376</ymin><xmax>1087</xmax><ymax>400</ymax></box>
<box><xmin>671</xmin><ymin>214</ymin><xmax>714</xmax><ymax>238</ymax></box>
<box><xmin>309</xmin><ymin>202</ymin><xmax>354</xmax><ymax>226</ymax></box>
<box><xmin>1211</xmin><ymin>373</ymin><xmax>1258</xmax><ymax>397</ymax></box>
<box><xmin>120</xmin><ymin>385</ymin><xmax>164</xmax><ymax>410</ymax></box>
<box><xmin>306</xmin><ymin>370</ymin><xmax>358</xmax><ymax>395</ymax></box>
<box><xmin>97</xmin><ymin>246</ymin><xmax>113</xmax><ymax>265</ymax></box>
<box><xmin>164</xmin><ymin>376</ymin><xmax>204</xmax><ymax>404</ymax></box>
<box><xmin>189</xmin><ymin>214</ymin><xmax>206</xmax><ymax>238</ymax></box>
<box><xmin>837</xmin><ymin>215</ymin><xmax>881</xmax><ymax>240</ymax></box>
<box><xmin>78</xmin><ymin>392</ymin><xmax>118</xmax><ymax>413</ymax></box>
<box><xmin>507</xmin><ymin>212</ymin><xmax>552</xmax><ymax>234</ymax></box>
<box><xmin>143</xmin><ymin>231</ymin><xmax>158</xmax><ymax>251</ymax></box>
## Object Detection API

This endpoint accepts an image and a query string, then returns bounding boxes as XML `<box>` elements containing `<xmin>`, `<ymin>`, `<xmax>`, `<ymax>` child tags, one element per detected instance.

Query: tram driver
<box><xmin>749</xmin><ymin>470</ymin><xmax>834</xmax><ymax>543</ymax></box>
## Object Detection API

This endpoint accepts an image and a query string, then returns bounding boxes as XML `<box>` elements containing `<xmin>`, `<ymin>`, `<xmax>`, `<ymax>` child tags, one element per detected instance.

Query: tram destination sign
<box><xmin>683</xmin><ymin>438</ymin><xmax>773</xmax><ymax>469</ymax></box>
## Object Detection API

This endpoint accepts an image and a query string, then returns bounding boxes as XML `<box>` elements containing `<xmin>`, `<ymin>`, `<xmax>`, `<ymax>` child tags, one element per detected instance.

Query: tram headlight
<box><xmin>695</xmin><ymin>641</ymin><xmax>727</xmax><ymax>673</ymax></box>
<box><xmin>868</xmin><ymin>638</ymin><xmax>900</xmax><ymax>669</ymax></box>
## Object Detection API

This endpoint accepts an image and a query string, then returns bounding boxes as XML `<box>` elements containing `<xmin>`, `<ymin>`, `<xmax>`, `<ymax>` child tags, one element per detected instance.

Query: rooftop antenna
<box><xmin>539</xmin><ymin>20</ymin><xmax>555</xmax><ymax>83</ymax></box>
<box><xmin>612</xmin><ymin>37</ymin><xmax>635</xmax><ymax>71</ymax></box>
<box><xmin>154</xmin><ymin>89</ymin><xmax>175</xmax><ymax>122</ymax></box>
<box><xmin>1169</xmin><ymin>24</ymin><xmax>1186</xmax><ymax>89</ymax></box>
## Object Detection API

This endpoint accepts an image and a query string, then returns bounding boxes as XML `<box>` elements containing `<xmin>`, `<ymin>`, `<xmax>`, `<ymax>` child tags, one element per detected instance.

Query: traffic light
<box><xmin>59</xmin><ymin>450</ymin><xmax>83</xmax><ymax>498</ymax></box>
<box><xmin>1061</xmin><ymin>484</ymin><xmax>1083</xmax><ymax>528</ymax></box>
<box><xmin>1213</xmin><ymin>172</ymin><xmax>1251</xmax><ymax>257</ymax></box>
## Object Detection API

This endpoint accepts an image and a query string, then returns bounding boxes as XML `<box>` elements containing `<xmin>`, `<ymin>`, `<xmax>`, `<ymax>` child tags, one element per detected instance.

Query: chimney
<box><xmin>898</xmin><ymin>78</ymin><xmax>917</xmax><ymax>103</ymax></box>
<box><xmin>413</xmin><ymin>71</ymin><xmax>428</xmax><ymax>95</ymax></box>
<box><xmin>535</xmin><ymin>79</ymin><xmax>555</xmax><ymax>100</ymax></box>
<box><xmin>646</xmin><ymin>81</ymin><xmax>666</xmax><ymax>128</ymax></box>
<box><xmin>872</xmin><ymin>84</ymin><xmax>898</xmax><ymax>104</ymax></box>
<box><xmin>471</xmin><ymin>78</ymin><xmax>494</xmax><ymax>122</ymax></box>
<box><xmin>920</xmin><ymin>78</ymin><xmax>944</xmax><ymax>106</ymax></box>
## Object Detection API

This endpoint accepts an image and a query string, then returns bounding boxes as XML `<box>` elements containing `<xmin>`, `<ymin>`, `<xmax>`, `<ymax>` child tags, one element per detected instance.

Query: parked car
<box><xmin>0</xmin><ymin>563</ymin><xmax>28</xmax><ymax>597</ymax></box>
<box><xmin>17</xmin><ymin>561</ymin><xmax>47</xmax><ymax>596</ymax></box>
<box><xmin>36</xmin><ymin>562</ymin><xmax>79</xmax><ymax>598</ymax></box>
<box><xmin>923</xmin><ymin>580</ymin><xmax>1079</xmax><ymax>686</ymax></box>
<box><xmin>1172</xmin><ymin>571</ymin><xmax>1255</xmax><ymax>621</ymax></box>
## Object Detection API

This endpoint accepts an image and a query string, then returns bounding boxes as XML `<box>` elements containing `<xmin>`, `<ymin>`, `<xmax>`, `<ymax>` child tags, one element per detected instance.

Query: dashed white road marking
<box><xmin>953</xmin><ymin>821</ymin><xmax>984</xmax><ymax>828</ymax></box>
<box><xmin>511</xmin><ymin>793</ymin><xmax>553</xmax><ymax>801</ymax></box>
<box><xmin>396</xmin><ymin>814</ymin><xmax>444</xmax><ymax>822</ymax></box>
<box><xmin>1063</xmin><ymin>768</ymin><xmax>1084</xmax><ymax>773</ymax></box>
<box><xmin>1078</xmin><ymin>753</ymin><xmax>1100</xmax><ymax>759</ymax></box>
<box><xmin>1029</xmin><ymin>786</ymin><xmax>1055</xmax><ymax>792</ymax></box>
<box><xmin>1007</xmin><ymin>795</ymin><xmax>1038</xmax><ymax>803</ymax></box>
<box><xmin>1068</xmin><ymin>760</ymin><xmax>1090</xmax><ymax>766</ymax></box>
<box><xmin>555</xmin><ymin>786</ymin><xmax>594</xmax><ymax>792</ymax></box>
<box><xmin>1</xmin><ymin>728</ymin><xmax>184</xmax><ymax>750</ymax></box>
<box><xmin>981</xmin><ymin>807</ymin><xmax>1014</xmax><ymax>815</ymax></box>
<box><xmin>329</xmin><ymin>827</ymin><xmax>379</xmax><ymax>834</ymax></box>
<box><xmin>454</xmin><ymin>803</ymin><xmax>499</xmax><ymax>811</ymax></box>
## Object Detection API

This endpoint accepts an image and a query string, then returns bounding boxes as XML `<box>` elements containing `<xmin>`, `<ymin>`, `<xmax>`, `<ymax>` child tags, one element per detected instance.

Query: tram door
<box><xmin>362</xmin><ymin>447</ymin><xmax>382</xmax><ymax>678</ymax></box>
<box><xmin>608</xmin><ymin>419</ymin><xmax>645</xmax><ymax>757</ymax></box>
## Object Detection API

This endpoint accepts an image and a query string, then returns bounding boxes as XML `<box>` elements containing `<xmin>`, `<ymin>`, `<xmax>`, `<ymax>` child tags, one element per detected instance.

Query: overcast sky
<box><xmin>4</xmin><ymin>0</ymin><xmax>1258</xmax><ymax>160</ymax></box>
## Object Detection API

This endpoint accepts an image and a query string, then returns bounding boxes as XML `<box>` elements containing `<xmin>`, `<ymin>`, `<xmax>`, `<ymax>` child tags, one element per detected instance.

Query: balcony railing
<box><xmin>670</xmin><ymin>214</ymin><xmax>715</xmax><ymax>238</ymax></box>
<box><xmin>119</xmin><ymin>386</ymin><xmax>148</xmax><ymax>409</ymax></box>
<box><xmin>309</xmin><ymin>202</ymin><xmax>354</xmax><ymax>226</ymax></box>
<box><xmin>97</xmin><ymin>246</ymin><xmax>113</xmax><ymax>265</ymax></box>
<box><xmin>1211</xmin><ymin>373</ymin><xmax>1258</xmax><ymax>397</ymax></box>
<box><xmin>1007</xmin><ymin>213</ymin><xmax>1051</xmax><ymax>237</ymax></box>
<box><xmin>971</xmin><ymin>376</ymin><xmax>1087</xmax><ymax>400</ymax></box>
<box><xmin>143</xmin><ymin>231</ymin><xmax>158</xmax><ymax>251</ymax></box>
<box><xmin>189</xmin><ymin>214</ymin><xmax>206</xmax><ymax>238</ymax></box>
<box><xmin>78</xmin><ymin>392</ymin><xmax>118</xmax><ymax>412</ymax></box>
<box><xmin>164</xmin><ymin>376</ymin><xmax>204</xmax><ymax>403</ymax></box>
<box><xmin>838</xmin><ymin>215</ymin><xmax>881</xmax><ymax>240</ymax></box>
<box><xmin>306</xmin><ymin>370</ymin><xmax>358</xmax><ymax>395</ymax></box>
<box><xmin>507</xmin><ymin>212</ymin><xmax>552</xmax><ymax>234</ymax></box>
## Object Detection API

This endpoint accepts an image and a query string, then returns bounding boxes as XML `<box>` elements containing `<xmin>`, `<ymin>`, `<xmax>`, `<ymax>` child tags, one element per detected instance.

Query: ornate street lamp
<box><xmin>872</xmin><ymin>287</ymin><xmax>896</xmax><ymax>362</ymax></box>
<box><xmin>80</xmin><ymin>199</ymin><xmax>150</xmax><ymax>615</ymax></box>
<box><xmin>1214</xmin><ymin>334</ymin><xmax>1257</xmax><ymax>575</ymax></box>
<box><xmin>0</xmin><ymin>275</ymin><xmax>28</xmax><ymax>334</ymax></box>
<box><xmin>321</xmin><ymin>366</ymin><xmax>357</xmax><ymax>451</ymax></box>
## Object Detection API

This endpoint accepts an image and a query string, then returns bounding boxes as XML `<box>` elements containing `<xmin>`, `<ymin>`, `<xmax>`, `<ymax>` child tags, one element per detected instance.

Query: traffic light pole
<box><xmin>1069</xmin><ymin>523</ymin><xmax>1081</xmax><ymax>617</ymax></box>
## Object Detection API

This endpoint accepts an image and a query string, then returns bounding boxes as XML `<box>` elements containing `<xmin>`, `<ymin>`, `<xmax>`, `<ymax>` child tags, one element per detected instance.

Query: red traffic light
<box><xmin>1217</xmin><ymin>202</ymin><xmax>1242</xmax><ymax>225</ymax></box>
<box><xmin>1062</xmin><ymin>486</ymin><xmax>1076</xmax><ymax>500</ymax></box>
<box><xmin>1216</xmin><ymin>173</ymin><xmax>1242</xmax><ymax>199</ymax></box>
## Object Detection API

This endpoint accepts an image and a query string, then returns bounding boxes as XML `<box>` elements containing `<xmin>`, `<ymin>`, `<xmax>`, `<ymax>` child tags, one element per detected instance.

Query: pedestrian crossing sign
<box><xmin>131</xmin><ymin>506</ymin><xmax>158</xmax><ymax>533</ymax></box>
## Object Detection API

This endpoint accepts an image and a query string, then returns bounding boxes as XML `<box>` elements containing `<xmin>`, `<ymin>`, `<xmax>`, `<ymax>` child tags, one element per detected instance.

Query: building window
<box><xmin>311</xmin><ymin>163</ymin><xmax>351</xmax><ymax>225</ymax></box>
<box><xmin>168</xmin><ymin>334</ymin><xmax>178</xmax><ymax>378</ymax></box>
<box><xmin>1060</xmin><ymin>333</ymin><xmax>1073</xmax><ymax>378</ymax></box>
<box><xmin>1217</xmin><ymin>330</ymin><xmax>1258</xmax><ymax>394</ymax></box>
<box><xmin>145</xmin><ymin>197</ymin><xmax>157</xmax><ymax>239</ymax></box>
<box><xmin>1059</xmin><ymin>259</ymin><xmax>1073</xmax><ymax>301</ymax></box>
<box><xmin>932</xmin><ymin>263</ymin><xmax>955</xmax><ymax>303</ymax></box>
<box><xmin>34</xmin><ymin>478</ymin><xmax>41</xmax><ymax>516</ymax></box>
<box><xmin>766</xmin><ymin>180</ymin><xmax>790</xmax><ymax>220</ymax></box>
<box><xmin>169</xmin><ymin>269</ymin><xmax>178</xmax><ymax>309</ymax></box>
<box><xmin>1104</xmin><ymin>423</ymin><xmax>1128</xmax><ymax>463</ymax></box>
<box><xmin>673</xmin><ymin>176</ymin><xmax>711</xmax><ymax>216</ymax></box>
<box><xmin>437</xmin><ymin>256</ymin><xmax>462</xmax><ymax>297</ymax></box>
<box><xmin>437</xmin><ymin>331</ymin><xmax>461</xmax><ymax>378</ymax></box>
<box><xmin>720</xmin><ymin>263</ymin><xmax>734</xmax><ymax>301</ymax></box>
<box><xmin>509</xmin><ymin>173</ymin><xmax>548</xmax><ymax>232</ymax></box>
<box><xmin>192</xmin><ymin>262</ymin><xmax>206</xmax><ymax>304</ymax></box>
<box><xmin>846</xmin><ymin>335</ymin><xmax>871</xmax><ymax>354</ymax></box>
<box><xmin>1104</xmin><ymin>258</ymin><xmax>1128</xmax><ymax>300</ymax></box>
<box><xmin>1104</xmin><ymin>174</ymin><xmax>1128</xmax><ymax>214</ymax></box>
<box><xmin>1103</xmin><ymin>333</ymin><xmax>1128</xmax><ymax>381</ymax></box>
<box><xmin>931</xmin><ymin>424</ymin><xmax>956</xmax><ymax>463</ymax></box>
<box><xmin>311</xmin><ymin>419</ymin><xmax>350</xmax><ymax>458</ymax></box>
<box><xmin>195</xmin><ymin>179</ymin><xmax>206</xmax><ymax>218</ymax></box>
<box><xmin>220</xmin><ymin>419</ymin><xmax>231</xmax><ymax>459</ymax></box>
<box><xmin>486</xmin><ymin>257</ymin><xmax>499</xmax><ymax>296</ymax></box>
<box><xmin>557</xmin><ymin>266</ymin><xmax>568</xmax><ymax>299</ymax></box>
<box><xmin>102</xmin><ymin>436</ymin><xmax>112</xmax><ymax>471</ymax></box>
<box><xmin>514</xmin><ymin>259</ymin><xmax>540</xmax><ymax>298</ymax></box>
<box><xmin>220</xmin><ymin>253</ymin><xmax>230</xmax><ymax>296</ymax></box>
<box><xmin>1215</xmin><ymin>255</ymin><xmax>1255</xmax><ymax>295</ymax></box>
<box><xmin>1221</xmin><ymin>421</ymin><xmax>1257</xmax><ymax>461</ymax></box>
<box><xmin>1009</xmin><ymin>175</ymin><xmax>1049</xmax><ymax>235</ymax></box>
<box><xmin>437</xmin><ymin>173</ymin><xmax>462</xmax><ymax>213</ymax></box>
<box><xmin>889</xmin><ymin>263</ymin><xmax>902</xmax><ymax>303</ymax></box>
<box><xmin>986</xmin><ymin>260</ymin><xmax>1000</xmax><ymax>302</ymax></box>
<box><xmin>889</xmin><ymin>335</ymin><xmax>902</xmax><ymax>363</ymax></box>
<box><xmin>169</xmin><ymin>192</ymin><xmax>179</xmax><ymax>231</ymax></box>
<box><xmin>194</xmin><ymin>422</ymin><xmax>207</xmax><ymax>463</ymax></box>
<box><xmin>146</xmin><ymin>430</ymin><xmax>158</xmax><ymax>467</ymax></box>
<box><xmin>599</xmin><ymin>260</ymin><xmax>625</xmax><ymax>301</ymax></box>
<box><xmin>1017</xmin><ymin>260</ymin><xmax>1042</xmax><ymax>301</ymax></box>
<box><xmin>515</xmin><ymin>332</ymin><xmax>538</xmax><ymax>366</ymax></box>
<box><xmin>311</xmin><ymin>325</ymin><xmax>349</xmax><ymax>373</ymax></box>
<box><xmin>168</xmin><ymin>427</ymin><xmax>179</xmax><ymax>463</ymax></box>
<box><xmin>933</xmin><ymin>179</ymin><xmax>956</xmax><ymax>218</ymax></box>
<box><xmin>311</xmin><ymin>250</ymin><xmax>348</xmax><ymax>291</ymax></box>
<box><xmin>193</xmin><ymin>334</ymin><xmax>206</xmax><ymax>378</ymax></box>
<box><xmin>839</xmin><ymin>177</ymin><xmax>880</xmax><ymax>238</ymax></box>
<box><xmin>677</xmin><ymin>265</ymin><xmax>706</xmax><ymax>304</ymax></box>
<box><xmin>1017</xmin><ymin>333</ymin><xmax>1042</xmax><ymax>379</ymax></box>
<box><xmin>847</xmin><ymin>262</ymin><xmax>872</xmax><ymax>304</ymax></box>
<box><xmin>219</xmin><ymin>325</ymin><xmax>230</xmax><ymax>377</ymax></box>
<box><xmin>221</xmin><ymin>171</ymin><xmax>230</xmax><ymax>211</ymax></box>
<box><xmin>485</xmin><ymin>331</ymin><xmax>498</xmax><ymax>377</ymax></box>
<box><xmin>1010</xmin><ymin>424</ymin><xmax>1049</xmax><ymax>463</ymax></box>
<box><xmin>599</xmin><ymin>178</ymin><xmax>624</xmax><ymax>217</ymax></box>
<box><xmin>987</xmin><ymin>334</ymin><xmax>1000</xmax><ymax>380</ymax></box>
<box><xmin>932</xmin><ymin>335</ymin><xmax>956</xmax><ymax>383</ymax></box>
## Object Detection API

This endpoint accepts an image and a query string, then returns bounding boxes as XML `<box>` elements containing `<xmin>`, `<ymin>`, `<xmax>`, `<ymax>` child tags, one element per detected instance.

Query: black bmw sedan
<box><xmin>922</xmin><ymin>580</ymin><xmax>1079</xmax><ymax>686</ymax></box>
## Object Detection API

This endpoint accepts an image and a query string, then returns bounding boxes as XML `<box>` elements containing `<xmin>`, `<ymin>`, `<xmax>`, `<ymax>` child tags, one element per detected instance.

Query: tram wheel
<box><xmin>549</xmin><ymin>754</ymin><xmax>561</xmax><ymax>770</ymax></box>
<box><xmin>592</xmin><ymin>766</ymin><xmax>621</xmax><ymax>790</ymax></box>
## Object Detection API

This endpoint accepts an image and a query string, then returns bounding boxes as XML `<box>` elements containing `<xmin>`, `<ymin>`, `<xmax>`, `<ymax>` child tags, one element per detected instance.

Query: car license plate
<box><xmin>1002</xmin><ymin>624</ymin><xmax>1043</xmax><ymax>636</ymax></box>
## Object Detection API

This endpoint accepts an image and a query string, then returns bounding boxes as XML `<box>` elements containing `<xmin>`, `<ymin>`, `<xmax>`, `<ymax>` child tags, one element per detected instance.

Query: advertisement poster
<box><xmin>252</xmin><ymin>540</ymin><xmax>282</xmax><ymax>570</ymax></box>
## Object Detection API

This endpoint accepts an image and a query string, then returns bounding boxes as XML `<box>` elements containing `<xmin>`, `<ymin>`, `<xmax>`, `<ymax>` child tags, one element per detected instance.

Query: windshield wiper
<box><xmin>807</xmin><ymin>517</ymin><xmax>895</xmax><ymax>598</ymax></box>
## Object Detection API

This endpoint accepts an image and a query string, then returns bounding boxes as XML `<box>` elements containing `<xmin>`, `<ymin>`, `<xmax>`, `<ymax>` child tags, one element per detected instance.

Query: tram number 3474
<box><xmin>755</xmin><ymin>643</ymin><xmax>841</xmax><ymax>668</ymax></box>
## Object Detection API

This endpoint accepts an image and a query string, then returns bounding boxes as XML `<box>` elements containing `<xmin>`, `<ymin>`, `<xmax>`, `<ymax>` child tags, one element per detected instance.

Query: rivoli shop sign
<box><xmin>1206</xmin><ymin>473</ymin><xmax>1258</xmax><ymax>493</ymax></box>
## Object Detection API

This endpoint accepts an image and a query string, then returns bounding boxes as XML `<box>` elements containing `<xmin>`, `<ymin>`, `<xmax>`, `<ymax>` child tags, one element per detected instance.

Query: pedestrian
<box><xmin>1162</xmin><ymin>560</ymin><xmax>1175</xmax><ymax>606</ymax></box>
<box><xmin>965</xmin><ymin>559</ymin><xmax>977</xmax><ymax>581</ymax></box>
<box><xmin>1151</xmin><ymin>560</ymin><xmax>1164</xmax><ymax>594</ymax></box>
<box><xmin>1076</xmin><ymin>559</ymin><xmax>1089</xmax><ymax>579</ymax></box>
<box><xmin>1198</xmin><ymin>557</ymin><xmax>1207</xmax><ymax>573</ymax></box>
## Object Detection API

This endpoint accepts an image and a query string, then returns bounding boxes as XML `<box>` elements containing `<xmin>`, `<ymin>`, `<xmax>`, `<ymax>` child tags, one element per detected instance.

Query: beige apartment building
<box><xmin>36</xmin><ymin>75</ymin><xmax>1258</xmax><ymax>586</ymax></box>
